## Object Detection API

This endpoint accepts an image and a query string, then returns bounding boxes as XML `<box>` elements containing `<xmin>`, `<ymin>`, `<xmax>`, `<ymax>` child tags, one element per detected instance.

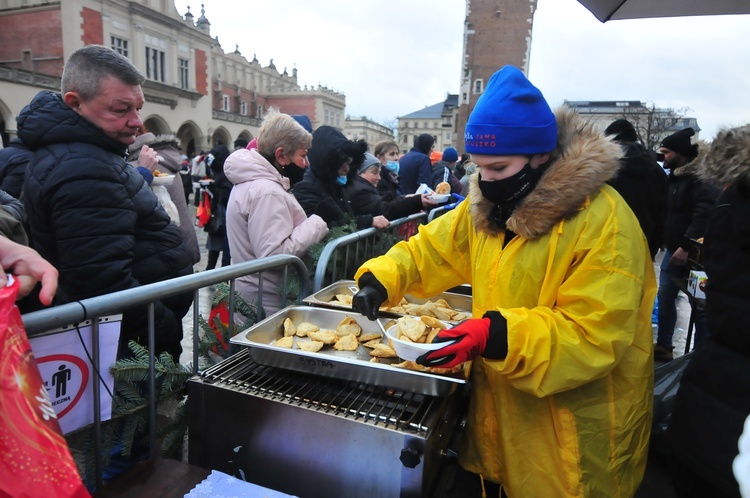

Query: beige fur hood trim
<box><xmin>697</xmin><ymin>125</ymin><xmax>750</xmax><ymax>188</ymax></box>
<box><xmin>671</xmin><ymin>139</ymin><xmax>707</xmax><ymax>178</ymax></box>
<box><xmin>469</xmin><ymin>107</ymin><xmax>622</xmax><ymax>239</ymax></box>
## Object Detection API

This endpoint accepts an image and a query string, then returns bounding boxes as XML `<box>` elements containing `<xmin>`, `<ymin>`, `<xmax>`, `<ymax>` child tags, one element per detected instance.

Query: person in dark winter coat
<box><xmin>373</xmin><ymin>140</ymin><xmax>402</xmax><ymax>201</ymax></box>
<box><xmin>454</xmin><ymin>153</ymin><xmax>471</xmax><ymax>180</ymax></box>
<box><xmin>345</xmin><ymin>153</ymin><xmax>435</xmax><ymax>220</ymax></box>
<box><xmin>293</xmin><ymin>126</ymin><xmax>389</xmax><ymax>230</ymax></box>
<box><xmin>667</xmin><ymin>124</ymin><xmax>750</xmax><ymax>498</ymax></box>
<box><xmin>0</xmin><ymin>137</ymin><xmax>33</xmax><ymax>198</ymax></box>
<box><xmin>655</xmin><ymin>127</ymin><xmax>720</xmax><ymax>361</ymax></box>
<box><xmin>604</xmin><ymin>119</ymin><xmax>667</xmax><ymax>259</ymax></box>
<box><xmin>204</xmin><ymin>143</ymin><xmax>232</xmax><ymax>270</ymax></box>
<box><xmin>398</xmin><ymin>133</ymin><xmax>435</xmax><ymax>195</ymax></box>
<box><xmin>17</xmin><ymin>45</ymin><xmax>193</xmax><ymax>360</ymax></box>
<box><xmin>430</xmin><ymin>147</ymin><xmax>464</xmax><ymax>196</ymax></box>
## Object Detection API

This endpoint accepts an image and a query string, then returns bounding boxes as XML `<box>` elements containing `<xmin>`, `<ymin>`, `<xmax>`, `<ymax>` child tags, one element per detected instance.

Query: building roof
<box><xmin>400</xmin><ymin>101</ymin><xmax>444</xmax><ymax>119</ymax></box>
<box><xmin>400</xmin><ymin>94</ymin><xmax>459</xmax><ymax>119</ymax></box>
<box><xmin>565</xmin><ymin>100</ymin><xmax>701</xmax><ymax>133</ymax></box>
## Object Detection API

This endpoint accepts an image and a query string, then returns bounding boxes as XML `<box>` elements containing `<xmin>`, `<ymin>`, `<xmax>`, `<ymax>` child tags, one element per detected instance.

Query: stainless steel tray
<box><xmin>228</xmin><ymin>305</ymin><xmax>468</xmax><ymax>397</ymax></box>
<box><xmin>303</xmin><ymin>280</ymin><xmax>473</xmax><ymax>320</ymax></box>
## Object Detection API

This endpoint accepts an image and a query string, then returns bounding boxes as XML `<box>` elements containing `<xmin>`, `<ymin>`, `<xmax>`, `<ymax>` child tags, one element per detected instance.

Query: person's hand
<box><xmin>138</xmin><ymin>145</ymin><xmax>159</xmax><ymax>171</ymax></box>
<box><xmin>670</xmin><ymin>247</ymin><xmax>689</xmax><ymax>266</ymax></box>
<box><xmin>420</xmin><ymin>194</ymin><xmax>438</xmax><ymax>208</ymax></box>
<box><xmin>352</xmin><ymin>272</ymin><xmax>387</xmax><ymax>321</ymax></box>
<box><xmin>0</xmin><ymin>238</ymin><xmax>58</xmax><ymax>305</ymax></box>
<box><xmin>372</xmin><ymin>215</ymin><xmax>390</xmax><ymax>229</ymax></box>
<box><xmin>416</xmin><ymin>311</ymin><xmax>507</xmax><ymax>368</ymax></box>
<box><xmin>313</xmin><ymin>197</ymin><xmax>341</xmax><ymax>225</ymax></box>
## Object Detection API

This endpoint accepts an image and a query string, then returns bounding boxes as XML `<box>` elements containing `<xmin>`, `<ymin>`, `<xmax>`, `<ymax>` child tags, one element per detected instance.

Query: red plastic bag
<box><xmin>0</xmin><ymin>277</ymin><xmax>90</xmax><ymax>498</ymax></box>
<box><xmin>196</xmin><ymin>190</ymin><xmax>211</xmax><ymax>228</ymax></box>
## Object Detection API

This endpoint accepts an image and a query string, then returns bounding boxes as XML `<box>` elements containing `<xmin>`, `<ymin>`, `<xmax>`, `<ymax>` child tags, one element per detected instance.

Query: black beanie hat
<box><xmin>660</xmin><ymin>127</ymin><xmax>697</xmax><ymax>157</ymax></box>
<box><xmin>604</xmin><ymin>119</ymin><xmax>638</xmax><ymax>143</ymax></box>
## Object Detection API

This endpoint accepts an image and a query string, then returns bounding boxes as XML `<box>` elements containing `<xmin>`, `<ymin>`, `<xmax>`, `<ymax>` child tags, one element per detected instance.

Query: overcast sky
<box><xmin>173</xmin><ymin>0</ymin><xmax>750</xmax><ymax>140</ymax></box>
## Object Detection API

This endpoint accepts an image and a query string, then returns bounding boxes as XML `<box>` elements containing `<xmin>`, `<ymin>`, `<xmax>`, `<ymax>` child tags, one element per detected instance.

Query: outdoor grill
<box><xmin>187</xmin><ymin>348</ymin><xmax>468</xmax><ymax>497</ymax></box>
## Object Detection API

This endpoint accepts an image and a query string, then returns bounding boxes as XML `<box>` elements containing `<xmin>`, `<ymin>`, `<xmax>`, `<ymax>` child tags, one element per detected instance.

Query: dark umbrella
<box><xmin>577</xmin><ymin>0</ymin><xmax>750</xmax><ymax>23</ymax></box>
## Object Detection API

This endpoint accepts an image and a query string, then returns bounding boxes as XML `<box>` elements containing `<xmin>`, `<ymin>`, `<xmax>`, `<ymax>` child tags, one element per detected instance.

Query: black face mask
<box><xmin>283</xmin><ymin>163</ymin><xmax>306</xmax><ymax>186</ymax></box>
<box><xmin>477</xmin><ymin>162</ymin><xmax>539</xmax><ymax>206</ymax></box>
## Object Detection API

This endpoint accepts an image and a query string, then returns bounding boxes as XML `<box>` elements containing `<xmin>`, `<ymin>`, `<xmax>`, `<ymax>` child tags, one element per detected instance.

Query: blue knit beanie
<box><xmin>464</xmin><ymin>66</ymin><xmax>557</xmax><ymax>155</ymax></box>
<box><xmin>442</xmin><ymin>147</ymin><xmax>459</xmax><ymax>163</ymax></box>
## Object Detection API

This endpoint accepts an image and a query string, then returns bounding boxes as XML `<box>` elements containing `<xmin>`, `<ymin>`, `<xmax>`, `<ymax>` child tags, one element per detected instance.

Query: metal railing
<box><xmin>22</xmin><ymin>254</ymin><xmax>309</xmax><ymax>492</ymax></box>
<box><xmin>312</xmin><ymin>212</ymin><xmax>427</xmax><ymax>292</ymax></box>
<box><xmin>428</xmin><ymin>205</ymin><xmax>452</xmax><ymax>222</ymax></box>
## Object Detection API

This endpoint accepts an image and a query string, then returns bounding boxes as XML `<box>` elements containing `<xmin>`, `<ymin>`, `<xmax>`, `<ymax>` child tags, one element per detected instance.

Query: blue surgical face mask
<box><xmin>335</xmin><ymin>175</ymin><xmax>348</xmax><ymax>186</ymax></box>
<box><xmin>385</xmin><ymin>161</ymin><xmax>399</xmax><ymax>174</ymax></box>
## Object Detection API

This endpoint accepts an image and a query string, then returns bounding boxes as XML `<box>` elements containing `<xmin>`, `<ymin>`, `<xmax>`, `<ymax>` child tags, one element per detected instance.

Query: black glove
<box><xmin>352</xmin><ymin>272</ymin><xmax>388</xmax><ymax>321</ymax></box>
<box><xmin>314</xmin><ymin>197</ymin><xmax>342</xmax><ymax>226</ymax></box>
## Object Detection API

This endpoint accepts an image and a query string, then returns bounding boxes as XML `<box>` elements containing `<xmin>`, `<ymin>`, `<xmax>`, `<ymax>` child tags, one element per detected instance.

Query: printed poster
<box><xmin>29</xmin><ymin>316</ymin><xmax>121</xmax><ymax>435</ymax></box>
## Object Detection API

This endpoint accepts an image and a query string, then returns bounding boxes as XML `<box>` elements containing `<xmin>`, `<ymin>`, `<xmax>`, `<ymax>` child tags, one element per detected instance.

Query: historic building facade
<box><xmin>565</xmin><ymin>100</ymin><xmax>700</xmax><ymax>150</ymax></box>
<box><xmin>0</xmin><ymin>0</ymin><xmax>345</xmax><ymax>155</ymax></box>
<box><xmin>343</xmin><ymin>116</ymin><xmax>394</xmax><ymax>147</ymax></box>
<box><xmin>455</xmin><ymin>0</ymin><xmax>538</xmax><ymax>151</ymax></box>
<box><xmin>397</xmin><ymin>95</ymin><xmax>459</xmax><ymax>155</ymax></box>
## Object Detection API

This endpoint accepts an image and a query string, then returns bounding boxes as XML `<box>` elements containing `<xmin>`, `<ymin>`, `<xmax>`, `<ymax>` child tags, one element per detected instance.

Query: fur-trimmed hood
<box><xmin>696</xmin><ymin>124</ymin><xmax>750</xmax><ymax>188</ymax></box>
<box><xmin>307</xmin><ymin>126</ymin><xmax>367</xmax><ymax>184</ymax></box>
<box><xmin>469</xmin><ymin>107</ymin><xmax>622</xmax><ymax>239</ymax></box>
<box><xmin>671</xmin><ymin>140</ymin><xmax>707</xmax><ymax>179</ymax></box>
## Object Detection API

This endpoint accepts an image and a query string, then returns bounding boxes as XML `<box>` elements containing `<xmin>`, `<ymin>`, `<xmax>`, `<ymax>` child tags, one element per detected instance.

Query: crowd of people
<box><xmin>0</xmin><ymin>45</ymin><xmax>748</xmax><ymax>497</ymax></box>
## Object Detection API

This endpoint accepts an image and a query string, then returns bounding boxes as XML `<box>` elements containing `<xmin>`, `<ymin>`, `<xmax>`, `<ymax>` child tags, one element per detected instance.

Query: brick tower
<box><xmin>456</xmin><ymin>0</ymin><xmax>539</xmax><ymax>151</ymax></box>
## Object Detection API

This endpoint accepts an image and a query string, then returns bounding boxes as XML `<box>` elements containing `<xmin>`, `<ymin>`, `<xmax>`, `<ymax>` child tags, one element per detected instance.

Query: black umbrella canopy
<box><xmin>577</xmin><ymin>0</ymin><xmax>750</xmax><ymax>22</ymax></box>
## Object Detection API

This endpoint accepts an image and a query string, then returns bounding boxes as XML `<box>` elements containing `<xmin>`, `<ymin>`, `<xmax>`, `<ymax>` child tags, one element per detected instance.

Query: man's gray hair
<box><xmin>257</xmin><ymin>108</ymin><xmax>312</xmax><ymax>157</ymax></box>
<box><xmin>61</xmin><ymin>45</ymin><xmax>145</xmax><ymax>100</ymax></box>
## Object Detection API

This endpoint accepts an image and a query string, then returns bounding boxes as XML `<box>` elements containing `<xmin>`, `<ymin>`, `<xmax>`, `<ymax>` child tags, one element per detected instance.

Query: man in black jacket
<box><xmin>604</xmin><ymin>119</ymin><xmax>667</xmax><ymax>259</ymax></box>
<box><xmin>17</xmin><ymin>45</ymin><xmax>193</xmax><ymax>360</ymax></box>
<box><xmin>654</xmin><ymin>127</ymin><xmax>720</xmax><ymax>361</ymax></box>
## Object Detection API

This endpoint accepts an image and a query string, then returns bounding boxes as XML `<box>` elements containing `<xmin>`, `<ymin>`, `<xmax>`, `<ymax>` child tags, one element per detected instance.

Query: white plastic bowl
<box><xmin>426</xmin><ymin>193</ymin><xmax>451</xmax><ymax>203</ymax></box>
<box><xmin>151</xmin><ymin>174</ymin><xmax>175</xmax><ymax>186</ymax></box>
<box><xmin>385</xmin><ymin>322</ymin><xmax>446</xmax><ymax>361</ymax></box>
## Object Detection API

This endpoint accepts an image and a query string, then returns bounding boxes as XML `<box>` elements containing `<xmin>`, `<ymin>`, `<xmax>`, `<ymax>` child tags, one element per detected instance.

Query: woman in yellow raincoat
<box><xmin>353</xmin><ymin>66</ymin><xmax>655</xmax><ymax>497</ymax></box>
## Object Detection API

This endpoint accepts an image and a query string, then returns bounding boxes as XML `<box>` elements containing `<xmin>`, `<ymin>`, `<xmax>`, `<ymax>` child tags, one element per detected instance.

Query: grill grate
<box><xmin>202</xmin><ymin>349</ymin><xmax>439</xmax><ymax>434</ymax></box>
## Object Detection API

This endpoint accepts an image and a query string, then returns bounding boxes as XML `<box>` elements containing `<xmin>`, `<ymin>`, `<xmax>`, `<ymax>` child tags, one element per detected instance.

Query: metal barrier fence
<box><xmin>312</xmin><ymin>212</ymin><xmax>427</xmax><ymax>292</ymax></box>
<box><xmin>428</xmin><ymin>205</ymin><xmax>452</xmax><ymax>222</ymax></box>
<box><xmin>21</xmin><ymin>254</ymin><xmax>309</xmax><ymax>492</ymax></box>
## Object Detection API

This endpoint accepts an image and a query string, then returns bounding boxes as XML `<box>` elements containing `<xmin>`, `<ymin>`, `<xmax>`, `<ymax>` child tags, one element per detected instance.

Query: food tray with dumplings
<box><xmin>303</xmin><ymin>279</ymin><xmax>472</xmax><ymax>322</ymax></box>
<box><xmin>229</xmin><ymin>305</ymin><xmax>468</xmax><ymax>396</ymax></box>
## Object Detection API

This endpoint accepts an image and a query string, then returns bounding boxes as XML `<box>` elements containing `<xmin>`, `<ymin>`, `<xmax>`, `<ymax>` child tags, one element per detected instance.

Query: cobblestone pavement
<box><xmin>178</xmin><ymin>203</ymin><xmax>214</xmax><ymax>367</ymax></box>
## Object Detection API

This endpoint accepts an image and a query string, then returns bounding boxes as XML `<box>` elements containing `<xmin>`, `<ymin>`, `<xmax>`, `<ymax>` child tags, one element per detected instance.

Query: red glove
<box><xmin>416</xmin><ymin>311</ymin><xmax>508</xmax><ymax>369</ymax></box>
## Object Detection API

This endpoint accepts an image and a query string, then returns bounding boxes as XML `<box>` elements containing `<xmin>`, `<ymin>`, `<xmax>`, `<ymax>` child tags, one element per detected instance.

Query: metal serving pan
<box><xmin>303</xmin><ymin>280</ymin><xmax>473</xmax><ymax>320</ymax></box>
<box><xmin>229</xmin><ymin>305</ymin><xmax>468</xmax><ymax>397</ymax></box>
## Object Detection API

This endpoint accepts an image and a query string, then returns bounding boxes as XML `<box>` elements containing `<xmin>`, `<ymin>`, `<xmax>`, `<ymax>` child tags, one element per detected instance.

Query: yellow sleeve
<box><xmin>355</xmin><ymin>201</ymin><xmax>474</xmax><ymax>306</ymax></box>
